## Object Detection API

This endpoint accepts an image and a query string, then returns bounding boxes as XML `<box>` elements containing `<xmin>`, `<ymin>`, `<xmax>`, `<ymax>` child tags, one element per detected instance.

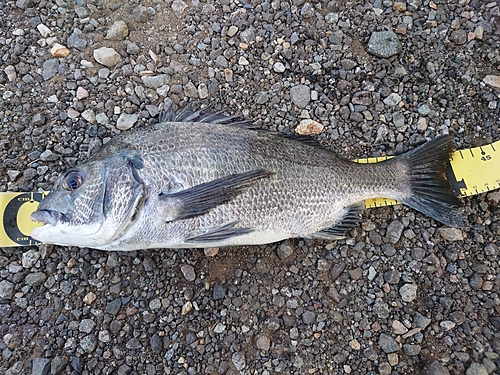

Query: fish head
<box><xmin>30</xmin><ymin>151</ymin><xmax>147</xmax><ymax>248</ymax></box>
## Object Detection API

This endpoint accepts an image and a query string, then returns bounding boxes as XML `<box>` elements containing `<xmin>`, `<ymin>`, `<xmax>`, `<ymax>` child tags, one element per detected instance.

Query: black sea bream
<box><xmin>31</xmin><ymin>106</ymin><xmax>463</xmax><ymax>250</ymax></box>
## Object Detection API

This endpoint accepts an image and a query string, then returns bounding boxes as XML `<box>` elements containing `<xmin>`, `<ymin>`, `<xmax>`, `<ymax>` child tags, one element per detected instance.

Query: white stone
<box><xmin>93</xmin><ymin>47</ymin><xmax>121</xmax><ymax>67</ymax></box>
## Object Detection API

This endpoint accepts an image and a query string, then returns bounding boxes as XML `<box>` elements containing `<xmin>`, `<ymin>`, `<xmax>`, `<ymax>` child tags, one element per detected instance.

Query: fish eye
<box><xmin>62</xmin><ymin>171</ymin><xmax>85</xmax><ymax>191</ymax></box>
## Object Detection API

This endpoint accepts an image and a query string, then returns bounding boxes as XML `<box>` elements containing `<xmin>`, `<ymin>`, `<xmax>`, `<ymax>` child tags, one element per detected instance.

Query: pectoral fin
<box><xmin>185</xmin><ymin>221</ymin><xmax>253</xmax><ymax>244</ymax></box>
<box><xmin>159</xmin><ymin>169</ymin><xmax>272</xmax><ymax>221</ymax></box>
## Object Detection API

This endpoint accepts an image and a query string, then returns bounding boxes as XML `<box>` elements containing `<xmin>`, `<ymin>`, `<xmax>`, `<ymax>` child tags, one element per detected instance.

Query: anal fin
<box><xmin>310</xmin><ymin>204</ymin><xmax>364</xmax><ymax>240</ymax></box>
<box><xmin>185</xmin><ymin>221</ymin><xmax>253</xmax><ymax>244</ymax></box>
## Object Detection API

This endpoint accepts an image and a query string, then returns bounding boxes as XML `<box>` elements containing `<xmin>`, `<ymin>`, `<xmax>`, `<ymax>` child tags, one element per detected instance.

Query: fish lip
<box><xmin>30</xmin><ymin>209</ymin><xmax>65</xmax><ymax>226</ymax></box>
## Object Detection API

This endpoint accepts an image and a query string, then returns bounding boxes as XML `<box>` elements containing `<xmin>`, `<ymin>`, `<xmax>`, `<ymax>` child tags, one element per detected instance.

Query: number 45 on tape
<box><xmin>1</xmin><ymin>139</ymin><xmax>499</xmax><ymax>247</ymax></box>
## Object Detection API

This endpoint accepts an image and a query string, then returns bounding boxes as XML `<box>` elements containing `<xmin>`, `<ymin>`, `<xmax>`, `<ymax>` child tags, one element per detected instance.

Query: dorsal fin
<box><xmin>157</xmin><ymin>102</ymin><xmax>257</xmax><ymax>128</ymax></box>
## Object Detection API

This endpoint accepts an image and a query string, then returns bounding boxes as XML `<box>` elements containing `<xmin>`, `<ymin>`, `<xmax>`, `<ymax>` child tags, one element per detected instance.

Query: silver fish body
<box><xmin>31</xmin><ymin>108</ymin><xmax>463</xmax><ymax>250</ymax></box>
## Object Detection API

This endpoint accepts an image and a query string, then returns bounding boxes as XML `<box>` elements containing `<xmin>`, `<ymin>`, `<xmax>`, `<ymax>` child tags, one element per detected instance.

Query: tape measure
<box><xmin>1</xmin><ymin>140</ymin><xmax>499</xmax><ymax>247</ymax></box>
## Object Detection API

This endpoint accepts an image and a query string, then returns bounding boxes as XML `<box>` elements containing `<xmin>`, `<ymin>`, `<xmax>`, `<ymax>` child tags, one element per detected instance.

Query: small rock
<box><xmin>76</xmin><ymin>87</ymin><xmax>89</xmax><ymax>100</ymax></box>
<box><xmin>83</xmin><ymin>292</ymin><xmax>96</xmax><ymax>305</ymax></box>
<box><xmin>383</xmin><ymin>93</ymin><xmax>402</xmax><ymax>107</ymax></box>
<box><xmin>273</xmin><ymin>62</ymin><xmax>286</xmax><ymax>73</ymax></box>
<box><xmin>126</xmin><ymin>42</ymin><xmax>140</xmax><ymax>55</ymax></box>
<box><xmin>438</xmin><ymin>227</ymin><xmax>463</xmax><ymax>241</ymax></box>
<box><xmin>37</xmin><ymin>23</ymin><xmax>51</xmax><ymax>37</ymax></box>
<box><xmin>116</xmin><ymin>113</ymin><xmax>138</xmax><ymax>130</ymax></box>
<box><xmin>232</xmin><ymin>351</ymin><xmax>246</xmax><ymax>371</ymax></box>
<box><xmin>378</xmin><ymin>333</ymin><xmax>399</xmax><ymax>353</ymax></box>
<box><xmin>142</xmin><ymin>74</ymin><xmax>170</xmax><ymax>89</ymax></box>
<box><xmin>67</xmin><ymin>108</ymin><xmax>80</xmax><ymax>119</ymax></box>
<box><xmin>50</xmin><ymin>43</ymin><xmax>70</xmax><ymax>57</ymax></box>
<box><xmin>204</xmin><ymin>248</ymin><xmax>219</xmax><ymax>257</ymax></box>
<box><xmin>386</xmin><ymin>219</ymin><xmax>404</xmax><ymax>244</ymax></box>
<box><xmin>0</xmin><ymin>280</ymin><xmax>15</xmax><ymax>299</ymax></box>
<box><xmin>25</xmin><ymin>272</ymin><xmax>47</xmax><ymax>287</ymax></box>
<box><xmin>82</xmin><ymin>109</ymin><xmax>96</xmax><ymax>124</ymax></box>
<box><xmin>96</xmin><ymin>113</ymin><xmax>109</xmax><ymax>125</ymax></box>
<box><xmin>414</xmin><ymin>312</ymin><xmax>431</xmax><ymax>329</ymax></box>
<box><xmin>483</xmin><ymin>75</ymin><xmax>500</xmax><ymax>90</ymax></box>
<box><xmin>22</xmin><ymin>249</ymin><xmax>40</xmax><ymax>268</ymax></box>
<box><xmin>50</xmin><ymin>356</ymin><xmax>68</xmax><ymax>374</ymax></box>
<box><xmin>198</xmin><ymin>83</ymin><xmax>209</xmax><ymax>99</ymax></box>
<box><xmin>290</xmin><ymin>85</ymin><xmax>311</xmax><ymax>108</ymax></box>
<box><xmin>449</xmin><ymin>30</ymin><xmax>467</xmax><ymax>45</ymax></box>
<box><xmin>403</xmin><ymin>344</ymin><xmax>421</xmax><ymax>356</ymax></box>
<box><xmin>93</xmin><ymin>47</ymin><xmax>121</xmax><ymax>67</ymax></box>
<box><xmin>42</xmin><ymin>59</ymin><xmax>59</xmax><ymax>81</ymax></box>
<box><xmin>126</xmin><ymin>338</ymin><xmax>142</xmax><ymax>350</ymax></box>
<box><xmin>212</xmin><ymin>284</ymin><xmax>225</xmax><ymax>300</ymax></box>
<box><xmin>427</xmin><ymin>360</ymin><xmax>450</xmax><ymax>375</ymax></box>
<box><xmin>16</xmin><ymin>0</ymin><xmax>35</xmax><ymax>10</ymax></box>
<box><xmin>349</xmin><ymin>338</ymin><xmax>361</xmax><ymax>350</ymax></box>
<box><xmin>67</xmin><ymin>33</ymin><xmax>87</xmax><ymax>50</ymax></box>
<box><xmin>172</xmin><ymin>0</ymin><xmax>188</xmax><ymax>18</ymax></box>
<box><xmin>213</xmin><ymin>323</ymin><xmax>226</xmax><ymax>333</ymax></box>
<box><xmin>180</xmin><ymin>264</ymin><xmax>196</xmax><ymax>281</ymax></box>
<box><xmin>255</xmin><ymin>91</ymin><xmax>269</xmax><ymax>104</ymax></box>
<box><xmin>384</xmin><ymin>269</ymin><xmax>401</xmax><ymax>285</ymax></box>
<box><xmin>302</xmin><ymin>310</ymin><xmax>315</xmax><ymax>324</ymax></box>
<box><xmin>31</xmin><ymin>358</ymin><xmax>50</xmax><ymax>375</ymax></box>
<box><xmin>182</xmin><ymin>301</ymin><xmax>193</xmax><ymax>315</ymax></box>
<box><xmin>80</xmin><ymin>335</ymin><xmax>97</xmax><ymax>353</ymax></box>
<box><xmin>277</xmin><ymin>242</ymin><xmax>293</xmax><ymax>260</ymax></box>
<box><xmin>4</xmin><ymin>65</ymin><xmax>17</xmax><ymax>81</ymax></box>
<box><xmin>367</xmin><ymin>31</ymin><xmax>402</xmax><ymax>58</ymax></box>
<box><xmin>106</xmin><ymin>21</ymin><xmax>129</xmax><ymax>41</ymax></box>
<box><xmin>373</xmin><ymin>300</ymin><xmax>390</xmax><ymax>319</ymax></box>
<box><xmin>418</xmin><ymin>104</ymin><xmax>431</xmax><ymax>116</ymax></box>
<box><xmin>474</xmin><ymin>26</ymin><xmax>484</xmax><ymax>40</ymax></box>
<box><xmin>440</xmin><ymin>320</ymin><xmax>456</xmax><ymax>331</ymax></box>
<box><xmin>256</xmin><ymin>335</ymin><xmax>271</xmax><ymax>351</ymax></box>
<box><xmin>399</xmin><ymin>284</ymin><xmax>418</xmax><ymax>302</ymax></box>
<box><xmin>392</xmin><ymin>320</ymin><xmax>409</xmax><ymax>335</ymax></box>
<box><xmin>132</xmin><ymin>5</ymin><xmax>148</xmax><ymax>22</ymax></box>
<box><xmin>106</xmin><ymin>298</ymin><xmax>122</xmax><ymax>315</ymax></box>
<box><xmin>296</xmin><ymin>119</ymin><xmax>324</xmax><ymax>135</ymax></box>
<box><xmin>466</xmin><ymin>363</ymin><xmax>488</xmax><ymax>375</ymax></box>
<box><xmin>184</xmin><ymin>81</ymin><xmax>198</xmax><ymax>98</ymax></box>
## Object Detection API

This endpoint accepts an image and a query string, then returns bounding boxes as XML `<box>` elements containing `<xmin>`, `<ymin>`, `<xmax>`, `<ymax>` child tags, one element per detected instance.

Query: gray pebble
<box><xmin>31</xmin><ymin>358</ymin><xmax>50</xmax><ymax>375</ymax></box>
<box><xmin>232</xmin><ymin>351</ymin><xmax>246</xmax><ymax>371</ymax></box>
<box><xmin>116</xmin><ymin>113</ymin><xmax>138</xmax><ymax>131</ymax></box>
<box><xmin>67</xmin><ymin>33</ymin><xmax>87</xmax><ymax>50</ymax></box>
<box><xmin>0</xmin><ymin>280</ymin><xmax>15</xmax><ymax>299</ymax></box>
<box><xmin>367</xmin><ymin>31</ymin><xmax>401</xmax><ymax>58</ymax></box>
<box><xmin>399</xmin><ymin>284</ymin><xmax>418</xmax><ymax>302</ymax></box>
<box><xmin>383</xmin><ymin>269</ymin><xmax>401</xmax><ymax>284</ymax></box>
<box><xmin>184</xmin><ymin>81</ymin><xmax>198</xmax><ymax>98</ymax></box>
<box><xmin>59</xmin><ymin>280</ymin><xmax>73</xmax><ymax>295</ymax></box>
<box><xmin>302</xmin><ymin>310</ymin><xmax>315</xmax><ymax>324</ymax></box>
<box><xmin>126</xmin><ymin>42</ymin><xmax>140</xmax><ymax>55</ymax></box>
<box><xmin>126</xmin><ymin>338</ymin><xmax>142</xmax><ymax>350</ymax></box>
<box><xmin>403</xmin><ymin>344</ymin><xmax>421</xmax><ymax>356</ymax></box>
<box><xmin>22</xmin><ymin>249</ymin><xmax>40</xmax><ymax>268</ymax></box>
<box><xmin>181</xmin><ymin>264</ymin><xmax>196</xmax><ymax>281</ymax></box>
<box><xmin>465</xmin><ymin>363</ymin><xmax>488</xmax><ymax>375</ymax></box>
<box><xmin>117</xmin><ymin>364</ymin><xmax>131</xmax><ymax>375</ymax></box>
<box><xmin>142</xmin><ymin>75</ymin><xmax>170</xmax><ymax>89</ymax></box>
<box><xmin>25</xmin><ymin>272</ymin><xmax>47</xmax><ymax>287</ymax></box>
<box><xmin>383</xmin><ymin>93</ymin><xmax>402</xmax><ymax>107</ymax></box>
<box><xmin>438</xmin><ymin>227</ymin><xmax>463</xmax><ymax>241</ymax></box>
<box><xmin>40</xmin><ymin>150</ymin><xmax>59</xmax><ymax>162</ymax></box>
<box><xmin>386</xmin><ymin>219</ymin><xmax>404</xmax><ymax>244</ymax></box>
<box><xmin>50</xmin><ymin>356</ymin><xmax>68</xmax><ymax>374</ymax></box>
<box><xmin>212</xmin><ymin>284</ymin><xmax>225</xmax><ymax>300</ymax></box>
<box><xmin>418</xmin><ymin>104</ymin><xmax>431</xmax><ymax>116</ymax></box>
<box><xmin>80</xmin><ymin>335</ymin><xmax>97</xmax><ymax>353</ymax></box>
<box><xmin>427</xmin><ymin>360</ymin><xmax>450</xmax><ymax>375</ymax></box>
<box><xmin>373</xmin><ymin>300</ymin><xmax>390</xmax><ymax>319</ymax></box>
<box><xmin>79</xmin><ymin>318</ymin><xmax>95</xmax><ymax>333</ymax></box>
<box><xmin>171</xmin><ymin>0</ymin><xmax>188</xmax><ymax>18</ymax></box>
<box><xmin>277</xmin><ymin>242</ymin><xmax>293</xmax><ymax>260</ymax></box>
<box><xmin>106</xmin><ymin>298</ymin><xmax>122</xmax><ymax>315</ymax></box>
<box><xmin>32</xmin><ymin>113</ymin><xmax>45</xmax><ymax>125</ymax></box>
<box><xmin>255</xmin><ymin>91</ymin><xmax>269</xmax><ymax>104</ymax></box>
<box><xmin>449</xmin><ymin>30</ymin><xmax>467</xmax><ymax>45</ymax></box>
<box><xmin>378</xmin><ymin>333</ymin><xmax>399</xmax><ymax>353</ymax></box>
<box><xmin>42</xmin><ymin>59</ymin><xmax>59</xmax><ymax>81</ymax></box>
<box><xmin>256</xmin><ymin>335</ymin><xmax>271</xmax><ymax>351</ymax></box>
<box><xmin>414</xmin><ymin>312</ymin><xmax>431</xmax><ymax>329</ymax></box>
<box><xmin>290</xmin><ymin>85</ymin><xmax>310</xmax><ymax>108</ymax></box>
<box><xmin>150</xmin><ymin>334</ymin><xmax>162</xmax><ymax>354</ymax></box>
<box><xmin>106</xmin><ymin>20</ymin><xmax>129</xmax><ymax>41</ymax></box>
<box><xmin>94</xmin><ymin>47</ymin><xmax>121</xmax><ymax>67</ymax></box>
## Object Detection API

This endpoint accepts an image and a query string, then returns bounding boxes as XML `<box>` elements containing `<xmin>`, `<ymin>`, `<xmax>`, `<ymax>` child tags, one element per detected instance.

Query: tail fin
<box><xmin>396</xmin><ymin>135</ymin><xmax>464</xmax><ymax>227</ymax></box>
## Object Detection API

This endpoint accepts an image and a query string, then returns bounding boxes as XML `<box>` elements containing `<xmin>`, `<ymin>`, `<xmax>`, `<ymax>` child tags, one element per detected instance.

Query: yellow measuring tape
<box><xmin>1</xmin><ymin>140</ymin><xmax>499</xmax><ymax>247</ymax></box>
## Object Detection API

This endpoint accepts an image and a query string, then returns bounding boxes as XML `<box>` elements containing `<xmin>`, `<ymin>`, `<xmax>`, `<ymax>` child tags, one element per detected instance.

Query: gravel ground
<box><xmin>1</xmin><ymin>0</ymin><xmax>500</xmax><ymax>374</ymax></box>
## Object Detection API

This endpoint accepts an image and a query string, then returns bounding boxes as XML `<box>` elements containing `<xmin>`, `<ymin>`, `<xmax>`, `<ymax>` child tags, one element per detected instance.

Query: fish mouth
<box><xmin>30</xmin><ymin>209</ymin><xmax>65</xmax><ymax>226</ymax></box>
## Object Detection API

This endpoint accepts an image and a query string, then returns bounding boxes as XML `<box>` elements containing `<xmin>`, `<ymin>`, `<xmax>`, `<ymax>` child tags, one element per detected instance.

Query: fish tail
<box><xmin>395</xmin><ymin>135</ymin><xmax>463</xmax><ymax>227</ymax></box>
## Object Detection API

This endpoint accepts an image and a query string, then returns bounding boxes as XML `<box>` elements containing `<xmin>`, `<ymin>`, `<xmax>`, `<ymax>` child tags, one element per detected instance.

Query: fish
<box><xmin>30</xmin><ymin>105</ymin><xmax>463</xmax><ymax>251</ymax></box>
